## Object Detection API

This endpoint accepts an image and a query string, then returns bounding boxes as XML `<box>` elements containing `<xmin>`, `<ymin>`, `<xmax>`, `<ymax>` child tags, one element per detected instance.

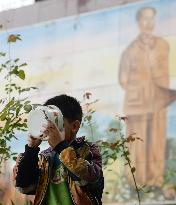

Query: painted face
<box><xmin>138</xmin><ymin>9</ymin><xmax>155</xmax><ymax>35</ymax></box>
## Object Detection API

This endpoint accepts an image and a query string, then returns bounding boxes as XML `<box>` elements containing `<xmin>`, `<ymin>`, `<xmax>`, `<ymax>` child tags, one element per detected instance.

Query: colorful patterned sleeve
<box><xmin>55</xmin><ymin>140</ymin><xmax>102</xmax><ymax>183</ymax></box>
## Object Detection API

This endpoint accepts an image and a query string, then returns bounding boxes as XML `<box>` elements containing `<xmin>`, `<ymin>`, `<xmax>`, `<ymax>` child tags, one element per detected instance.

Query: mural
<box><xmin>0</xmin><ymin>0</ymin><xmax>176</xmax><ymax>203</ymax></box>
<box><xmin>119</xmin><ymin>6</ymin><xmax>176</xmax><ymax>186</ymax></box>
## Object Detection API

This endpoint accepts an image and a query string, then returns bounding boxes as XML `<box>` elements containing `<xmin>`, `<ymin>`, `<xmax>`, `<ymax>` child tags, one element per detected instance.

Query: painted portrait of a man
<box><xmin>119</xmin><ymin>7</ymin><xmax>170</xmax><ymax>185</ymax></box>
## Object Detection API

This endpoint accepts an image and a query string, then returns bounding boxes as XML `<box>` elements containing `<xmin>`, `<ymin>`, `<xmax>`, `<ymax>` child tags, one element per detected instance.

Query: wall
<box><xmin>0</xmin><ymin>0</ymin><xmax>141</xmax><ymax>31</ymax></box>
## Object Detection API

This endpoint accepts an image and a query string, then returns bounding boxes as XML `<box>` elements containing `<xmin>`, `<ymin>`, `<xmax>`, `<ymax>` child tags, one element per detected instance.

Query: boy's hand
<box><xmin>41</xmin><ymin>121</ymin><xmax>65</xmax><ymax>148</ymax></box>
<box><xmin>28</xmin><ymin>135</ymin><xmax>42</xmax><ymax>148</ymax></box>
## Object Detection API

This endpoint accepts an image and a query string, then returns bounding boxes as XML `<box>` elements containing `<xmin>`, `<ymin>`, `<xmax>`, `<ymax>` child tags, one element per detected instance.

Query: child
<box><xmin>13</xmin><ymin>94</ymin><xmax>104</xmax><ymax>205</ymax></box>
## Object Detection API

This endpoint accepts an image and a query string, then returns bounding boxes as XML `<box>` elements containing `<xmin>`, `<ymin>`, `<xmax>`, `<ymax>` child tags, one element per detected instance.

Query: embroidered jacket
<box><xmin>13</xmin><ymin>137</ymin><xmax>104</xmax><ymax>205</ymax></box>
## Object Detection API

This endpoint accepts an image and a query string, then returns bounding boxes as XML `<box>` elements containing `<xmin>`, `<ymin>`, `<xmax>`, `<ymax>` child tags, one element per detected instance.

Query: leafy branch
<box><xmin>82</xmin><ymin>92</ymin><xmax>143</xmax><ymax>205</ymax></box>
<box><xmin>0</xmin><ymin>34</ymin><xmax>37</xmax><ymax>169</ymax></box>
<box><xmin>81</xmin><ymin>92</ymin><xmax>98</xmax><ymax>141</ymax></box>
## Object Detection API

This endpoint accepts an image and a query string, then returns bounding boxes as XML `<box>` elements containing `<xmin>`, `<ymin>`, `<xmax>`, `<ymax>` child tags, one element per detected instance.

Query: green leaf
<box><xmin>5</xmin><ymin>60</ymin><xmax>11</xmax><ymax>64</ymax></box>
<box><xmin>24</xmin><ymin>104</ymin><xmax>32</xmax><ymax>112</ymax></box>
<box><xmin>16</xmin><ymin>34</ymin><xmax>22</xmax><ymax>41</ymax></box>
<box><xmin>0</xmin><ymin>111</ymin><xmax>7</xmax><ymax>121</ymax></box>
<box><xmin>87</xmin><ymin>115</ymin><xmax>92</xmax><ymax>122</ymax></box>
<box><xmin>30</xmin><ymin>86</ymin><xmax>38</xmax><ymax>90</ymax></box>
<box><xmin>19</xmin><ymin>63</ymin><xmax>27</xmax><ymax>67</ymax></box>
<box><xmin>18</xmin><ymin>70</ymin><xmax>25</xmax><ymax>80</ymax></box>
<box><xmin>0</xmin><ymin>148</ymin><xmax>5</xmax><ymax>154</ymax></box>
<box><xmin>12</xmin><ymin>156</ymin><xmax>17</xmax><ymax>161</ymax></box>
<box><xmin>11</xmin><ymin>66</ymin><xmax>19</xmax><ymax>75</ymax></box>
<box><xmin>0</xmin><ymin>52</ymin><xmax>6</xmax><ymax>57</ymax></box>
<box><xmin>4</xmin><ymin>119</ymin><xmax>11</xmax><ymax>130</ymax></box>
<box><xmin>0</xmin><ymin>139</ymin><xmax>6</xmax><ymax>147</ymax></box>
<box><xmin>24</xmin><ymin>101</ymin><xmax>30</xmax><ymax>105</ymax></box>
<box><xmin>1</xmin><ymin>63</ymin><xmax>6</xmax><ymax>68</ymax></box>
<box><xmin>6</xmin><ymin>99</ymin><xmax>15</xmax><ymax>108</ymax></box>
<box><xmin>22</xmin><ymin>88</ymin><xmax>30</xmax><ymax>92</ymax></box>
<box><xmin>11</xmin><ymin>152</ymin><xmax>17</xmax><ymax>156</ymax></box>
<box><xmin>20</xmin><ymin>128</ymin><xmax>28</xmax><ymax>131</ymax></box>
<box><xmin>14</xmin><ymin>58</ymin><xmax>20</xmax><ymax>62</ymax></box>
<box><xmin>32</xmin><ymin>104</ymin><xmax>42</xmax><ymax>109</ymax></box>
<box><xmin>15</xmin><ymin>107</ymin><xmax>21</xmax><ymax>117</ymax></box>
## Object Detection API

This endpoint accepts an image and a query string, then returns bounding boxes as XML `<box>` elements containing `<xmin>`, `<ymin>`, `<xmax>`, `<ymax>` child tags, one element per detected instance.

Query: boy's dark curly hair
<box><xmin>44</xmin><ymin>94</ymin><xmax>83</xmax><ymax>123</ymax></box>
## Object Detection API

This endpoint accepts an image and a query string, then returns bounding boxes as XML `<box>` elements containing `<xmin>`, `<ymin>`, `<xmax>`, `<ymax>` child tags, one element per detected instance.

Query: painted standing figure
<box><xmin>119</xmin><ymin>7</ymin><xmax>170</xmax><ymax>185</ymax></box>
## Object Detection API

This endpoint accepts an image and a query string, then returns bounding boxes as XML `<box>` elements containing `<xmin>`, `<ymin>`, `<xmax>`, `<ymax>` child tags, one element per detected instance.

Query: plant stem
<box><xmin>8</xmin><ymin>42</ymin><xmax>11</xmax><ymax>102</ymax></box>
<box><xmin>0</xmin><ymin>153</ymin><xmax>4</xmax><ymax>172</ymax></box>
<box><xmin>122</xmin><ymin>143</ymin><xmax>141</xmax><ymax>205</ymax></box>
<box><xmin>89</xmin><ymin>122</ymin><xmax>94</xmax><ymax>141</ymax></box>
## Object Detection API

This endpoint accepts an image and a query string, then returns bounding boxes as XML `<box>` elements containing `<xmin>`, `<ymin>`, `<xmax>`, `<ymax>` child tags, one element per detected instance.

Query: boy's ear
<box><xmin>72</xmin><ymin>120</ymin><xmax>80</xmax><ymax>133</ymax></box>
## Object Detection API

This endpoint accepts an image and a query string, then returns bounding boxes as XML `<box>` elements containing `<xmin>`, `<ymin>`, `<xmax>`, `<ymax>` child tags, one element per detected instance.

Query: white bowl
<box><xmin>27</xmin><ymin>105</ymin><xmax>63</xmax><ymax>139</ymax></box>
